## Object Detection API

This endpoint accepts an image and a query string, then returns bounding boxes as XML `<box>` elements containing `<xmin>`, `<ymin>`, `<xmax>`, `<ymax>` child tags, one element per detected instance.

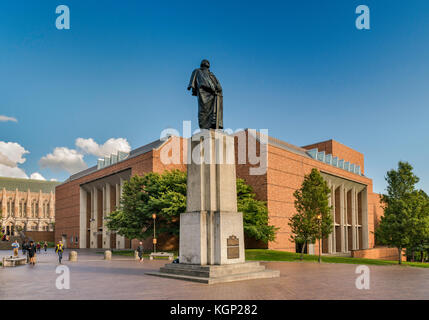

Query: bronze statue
<box><xmin>187</xmin><ymin>59</ymin><xmax>223</xmax><ymax>129</ymax></box>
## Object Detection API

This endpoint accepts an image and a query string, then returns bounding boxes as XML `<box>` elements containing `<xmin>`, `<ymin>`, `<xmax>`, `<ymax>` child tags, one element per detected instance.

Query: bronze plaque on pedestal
<box><xmin>227</xmin><ymin>235</ymin><xmax>239</xmax><ymax>259</ymax></box>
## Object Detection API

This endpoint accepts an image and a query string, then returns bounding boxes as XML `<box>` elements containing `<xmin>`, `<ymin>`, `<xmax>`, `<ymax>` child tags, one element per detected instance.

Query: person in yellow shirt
<box><xmin>55</xmin><ymin>241</ymin><xmax>64</xmax><ymax>264</ymax></box>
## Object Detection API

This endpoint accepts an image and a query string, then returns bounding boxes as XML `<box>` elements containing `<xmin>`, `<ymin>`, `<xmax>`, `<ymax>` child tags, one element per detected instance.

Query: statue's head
<box><xmin>200</xmin><ymin>59</ymin><xmax>210</xmax><ymax>69</ymax></box>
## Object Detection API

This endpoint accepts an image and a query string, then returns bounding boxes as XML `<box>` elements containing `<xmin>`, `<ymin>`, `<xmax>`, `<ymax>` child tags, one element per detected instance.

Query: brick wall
<box><xmin>24</xmin><ymin>231</ymin><xmax>54</xmax><ymax>242</ymax></box>
<box><xmin>55</xmin><ymin>137</ymin><xmax>187</xmax><ymax>249</ymax></box>
<box><xmin>256</xmin><ymin>141</ymin><xmax>374</xmax><ymax>252</ymax></box>
<box><xmin>56</xmin><ymin>133</ymin><xmax>381</xmax><ymax>255</ymax></box>
<box><xmin>352</xmin><ymin>247</ymin><xmax>406</xmax><ymax>261</ymax></box>
<box><xmin>55</xmin><ymin>149</ymin><xmax>155</xmax><ymax>248</ymax></box>
<box><xmin>368</xmin><ymin>191</ymin><xmax>383</xmax><ymax>246</ymax></box>
<box><xmin>302</xmin><ymin>139</ymin><xmax>365</xmax><ymax>174</ymax></box>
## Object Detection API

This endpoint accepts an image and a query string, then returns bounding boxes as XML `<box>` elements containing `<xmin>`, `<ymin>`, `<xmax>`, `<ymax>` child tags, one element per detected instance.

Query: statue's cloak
<box><xmin>188</xmin><ymin>67</ymin><xmax>223</xmax><ymax>129</ymax></box>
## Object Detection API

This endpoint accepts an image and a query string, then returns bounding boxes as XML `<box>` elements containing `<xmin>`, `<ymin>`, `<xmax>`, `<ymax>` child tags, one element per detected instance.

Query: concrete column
<box><xmin>90</xmin><ymin>188</ymin><xmax>98</xmax><ymax>248</ymax></box>
<box><xmin>340</xmin><ymin>184</ymin><xmax>346</xmax><ymax>253</ymax></box>
<box><xmin>115</xmin><ymin>183</ymin><xmax>120</xmax><ymax>209</ymax></box>
<box><xmin>116</xmin><ymin>179</ymin><xmax>125</xmax><ymax>249</ymax></box>
<box><xmin>361</xmin><ymin>188</ymin><xmax>369</xmax><ymax>249</ymax></box>
<box><xmin>351</xmin><ymin>187</ymin><xmax>357</xmax><ymax>250</ymax></box>
<box><xmin>79</xmin><ymin>188</ymin><xmax>87</xmax><ymax>249</ymax></box>
<box><xmin>103</xmin><ymin>183</ymin><xmax>111</xmax><ymax>249</ymax></box>
<box><xmin>327</xmin><ymin>180</ymin><xmax>333</xmax><ymax>254</ymax></box>
<box><xmin>344</xmin><ymin>186</ymin><xmax>349</xmax><ymax>252</ymax></box>
<box><xmin>330</xmin><ymin>183</ymin><xmax>336</xmax><ymax>254</ymax></box>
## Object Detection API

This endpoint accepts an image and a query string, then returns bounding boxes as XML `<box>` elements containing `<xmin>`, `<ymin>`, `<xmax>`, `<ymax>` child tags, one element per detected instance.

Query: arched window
<box><xmin>19</xmin><ymin>201</ymin><xmax>23</xmax><ymax>217</ymax></box>
<box><xmin>44</xmin><ymin>201</ymin><xmax>49</xmax><ymax>218</ymax></box>
<box><xmin>7</xmin><ymin>198</ymin><xmax>12</xmax><ymax>217</ymax></box>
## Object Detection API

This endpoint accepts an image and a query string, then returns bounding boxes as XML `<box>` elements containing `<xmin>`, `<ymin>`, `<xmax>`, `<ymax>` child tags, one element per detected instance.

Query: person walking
<box><xmin>12</xmin><ymin>240</ymin><xmax>19</xmax><ymax>257</ymax></box>
<box><xmin>22</xmin><ymin>240</ymin><xmax>27</xmax><ymax>255</ymax></box>
<box><xmin>28</xmin><ymin>241</ymin><xmax>36</xmax><ymax>265</ymax></box>
<box><xmin>36</xmin><ymin>242</ymin><xmax>41</xmax><ymax>253</ymax></box>
<box><xmin>43</xmin><ymin>241</ymin><xmax>48</xmax><ymax>252</ymax></box>
<box><xmin>55</xmin><ymin>241</ymin><xmax>64</xmax><ymax>264</ymax></box>
<box><xmin>137</xmin><ymin>241</ymin><xmax>144</xmax><ymax>262</ymax></box>
<box><xmin>23</xmin><ymin>241</ymin><xmax>30</xmax><ymax>263</ymax></box>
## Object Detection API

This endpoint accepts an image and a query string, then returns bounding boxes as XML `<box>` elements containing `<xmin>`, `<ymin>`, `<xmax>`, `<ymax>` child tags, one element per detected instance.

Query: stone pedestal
<box><xmin>147</xmin><ymin>130</ymin><xmax>279</xmax><ymax>283</ymax></box>
<box><xmin>69</xmin><ymin>251</ymin><xmax>77</xmax><ymax>262</ymax></box>
<box><xmin>179</xmin><ymin>211</ymin><xmax>245</xmax><ymax>265</ymax></box>
<box><xmin>104</xmin><ymin>250</ymin><xmax>112</xmax><ymax>260</ymax></box>
<box><xmin>180</xmin><ymin>130</ymin><xmax>244</xmax><ymax>266</ymax></box>
<box><xmin>154</xmin><ymin>261</ymin><xmax>279</xmax><ymax>284</ymax></box>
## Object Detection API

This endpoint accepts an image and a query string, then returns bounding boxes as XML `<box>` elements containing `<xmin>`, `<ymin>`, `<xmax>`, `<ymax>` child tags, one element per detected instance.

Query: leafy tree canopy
<box><xmin>289</xmin><ymin>168</ymin><xmax>333</xmax><ymax>260</ymax></box>
<box><xmin>107</xmin><ymin>170</ymin><xmax>277</xmax><ymax>243</ymax></box>
<box><xmin>375</xmin><ymin>161</ymin><xmax>429</xmax><ymax>263</ymax></box>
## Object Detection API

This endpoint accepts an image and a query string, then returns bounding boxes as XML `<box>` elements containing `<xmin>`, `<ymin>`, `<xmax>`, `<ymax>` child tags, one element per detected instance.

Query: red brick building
<box><xmin>55</xmin><ymin>136</ymin><xmax>186</xmax><ymax>249</ymax></box>
<box><xmin>235</xmin><ymin>130</ymin><xmax>383</xmax><ymax>255</ymax></box>
<box><xmin>55</xmin><ymin>130</ymin><xmax>383</xmax><ymax>256</ymax></box>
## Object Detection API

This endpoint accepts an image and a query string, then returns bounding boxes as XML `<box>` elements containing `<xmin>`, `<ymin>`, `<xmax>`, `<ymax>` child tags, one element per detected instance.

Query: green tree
<box><xmin>375</xmin><ymin>161</ymin><xmax>423</xmax><ymax>264</ymax></box>
<box><xmin>107</xmin><ymin>170</ymin><xmax>187</xmax><ymax>241</ymax></box>
<box><xmin>107</xmin><ymin>170</ymin><xmax>277</xmax><ymax>244</ymax></box>
<box><xmin>237</xmin><ymin>178</ymin><xmax>278</xmax><ymax>243</ymax></box>
<box><xmin>407</xmin><ymin>191</ymin><xmax>429</xmax><ymax>262</ymax></box>
<box><xmin>289</xmin><ymin>168</ymin><xmax>333</xmax><ymax>262</ymax></box>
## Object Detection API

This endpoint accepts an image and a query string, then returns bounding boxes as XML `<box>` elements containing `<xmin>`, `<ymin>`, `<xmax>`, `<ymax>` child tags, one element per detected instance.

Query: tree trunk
<box><xmin>300</xmin><ymin>241</ymin><xmax>306</xmax><ymax>261</ymax></box>
<box><xmin>411</xmin><ymin>250</ymin><xmax>415</xmax><ymax>262</ymax></box>
<box><xmin>421</xmin><ymin>251</ymin><xmax>424</xmax><ymax>263</ymax></box>
<box><xmin>318</xmin><ymin>239</ymin><xmax>321</xmax><ymax>263</ymax></box>
<box><xmin>398</xmin><ymin>247</ymin><xmax>402</xmax><ymax>264</ymax></box>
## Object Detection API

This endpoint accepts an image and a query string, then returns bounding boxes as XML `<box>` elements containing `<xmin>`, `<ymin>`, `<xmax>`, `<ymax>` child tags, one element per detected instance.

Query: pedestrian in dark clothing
<box><xmin>22</xmin><ymin>241</ymin><xmax>28</xmax><ymax>254</ymax></box>
<box><xmin>44</xmin><ymin>241</ymin><xmax>48</xmax><ymax>252</ymax></box>
<box><xmin>22</xmin><ymin>241</ymin><xmax>29</xmax><ymax>262</ymax></box>
<box><xmin>137</xmin><ymin>241</ymin><xmax>144</xmax><ymax>262</ymax></box>
<box><xmin>36</xmin><ymin>242</ymin><xmax>41</xmax><ymax>253</ymax></box>
<box><xmin>28</xmin><ymin>241</ymin><xmax>37</xmax><ymax>265</ymax></box>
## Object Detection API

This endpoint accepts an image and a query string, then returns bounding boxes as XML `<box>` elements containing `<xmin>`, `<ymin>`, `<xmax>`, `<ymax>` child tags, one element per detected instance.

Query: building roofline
<box><xmin>60</xmin><ymin>136</ymin><xmax>172</xmax><ymax>184</ymax></box>
<box><xmin>301</xmin><ymin>139</ymin><xmax>363</xmax><ymax>156</ymax></box>
<box><xmin>0</xmin><ymin>176</ymin><xmax>60</xmax><ymax>193</ymax></box>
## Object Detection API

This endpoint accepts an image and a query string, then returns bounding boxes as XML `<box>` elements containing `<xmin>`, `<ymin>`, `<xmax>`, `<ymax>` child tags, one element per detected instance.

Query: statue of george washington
<box><xmin>187</xmin><ymin>59</ymin><xmax>223</xmax><ymax>130</ymax></box>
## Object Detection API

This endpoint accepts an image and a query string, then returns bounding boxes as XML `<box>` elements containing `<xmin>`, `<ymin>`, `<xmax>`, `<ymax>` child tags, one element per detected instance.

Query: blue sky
<box><xmin>1</xmin><ymin>0</ymin><xmax>429</xmax><ymax>193</ymax></box>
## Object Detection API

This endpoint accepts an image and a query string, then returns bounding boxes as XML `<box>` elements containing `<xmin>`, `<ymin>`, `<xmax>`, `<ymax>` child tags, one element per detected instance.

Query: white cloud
<box><xmin>0</xmin><ymin>152</ymin><xmax>17</xmax><ymax>168</ymax></box>
<box><xmin>0</xmin><ymin>141</ymin><xmax>62</xmax><ymax>181</ymax></box>
<box><xmin>39</xmin><ymin>147</ymin><xmax>88</xmax><ymax>174</ymax></box>
<box><xmin>30</xmin><ymin>172</ymin><xmax>46</xmax><ymax>180</ymax></box>
<box><xmin>0</xmin><ymin>142</ymin><xmax>29</xmax><ymax>166</ymax></box>
<box><xmin>0</xmin><ymin>115</ymin><xmax>18</xmax><ymax>123</ymax></box>
<box><xmin>76</xmin><ymin>137</ymin><xmax>131</xmax><ymax>158</ymax></box>
<box><xmin>0</xmin><ymin>141</ymin><xmax>30</xmax><ymax>179</ymax></box>
<box><xmin>0</xmin><ymin>164</ymin><xmax>28</xmax><ymax>179</ymax></box>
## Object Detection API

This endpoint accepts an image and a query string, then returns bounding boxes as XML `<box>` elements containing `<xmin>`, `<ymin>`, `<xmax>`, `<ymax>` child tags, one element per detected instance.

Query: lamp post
<box><xmin>317</xmin><ymin>214</ymin><xmax>322</xmax><ymax>263</ymax></box>
<box><xmin>152</xmin><ymin>213</ymin><xmax>157</xmax><ymax>253</ymax></box>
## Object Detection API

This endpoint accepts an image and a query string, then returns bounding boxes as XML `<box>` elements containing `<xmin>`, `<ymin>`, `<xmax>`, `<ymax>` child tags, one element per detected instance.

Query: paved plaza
<box><xmin>0</xmin><ymin>249</ymin><xmax>428</xmax><ymax>300</ymax></box>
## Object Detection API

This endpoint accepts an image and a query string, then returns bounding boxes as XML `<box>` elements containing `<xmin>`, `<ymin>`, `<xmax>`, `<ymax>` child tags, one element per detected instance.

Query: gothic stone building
<box><xmin>55</xmin><ymin>131</ymin><xmax>391</xmax><ymax>259</ymax></box>
<box><xmin>0</xmin><ymin>177</ymin><xmax>60</xmax><ymax>240</ymax></box>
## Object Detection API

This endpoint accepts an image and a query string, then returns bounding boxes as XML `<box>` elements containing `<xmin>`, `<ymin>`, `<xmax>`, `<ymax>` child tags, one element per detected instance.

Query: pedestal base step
<box><xmin>146</xmin><ymin>262</ymin><xmax>280</xmax><ymax>284</ymax></box>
